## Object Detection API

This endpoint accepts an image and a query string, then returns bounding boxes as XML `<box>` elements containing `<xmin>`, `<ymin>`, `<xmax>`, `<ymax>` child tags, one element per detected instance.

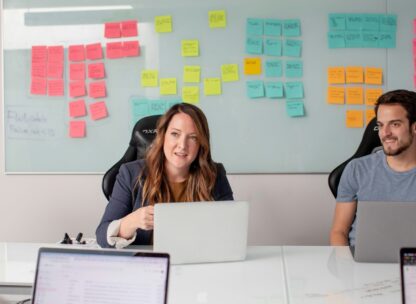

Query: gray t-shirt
<box><xmin>336</xmin><ymin>149</ymin><xmax>416</xmax><ymax>245</ymax></box>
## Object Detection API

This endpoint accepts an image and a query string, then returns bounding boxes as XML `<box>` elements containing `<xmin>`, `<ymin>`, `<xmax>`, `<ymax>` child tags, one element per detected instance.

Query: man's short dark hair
<box><xmin>375</xmin><ymin>89</ymin><xmax>416</xmax><ymax>125</ymax></box>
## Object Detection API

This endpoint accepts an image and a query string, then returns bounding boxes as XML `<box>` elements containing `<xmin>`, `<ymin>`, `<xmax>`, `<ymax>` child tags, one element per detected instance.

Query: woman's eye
<box><xmin>171</xmin><ymin>132</ymin><xmax>179</xmax><ymax>137</ymax></box>
<box><xmin>189</xmin><ymin>136</ymin><xmax>198</xmax><ymax>142</ymax></box>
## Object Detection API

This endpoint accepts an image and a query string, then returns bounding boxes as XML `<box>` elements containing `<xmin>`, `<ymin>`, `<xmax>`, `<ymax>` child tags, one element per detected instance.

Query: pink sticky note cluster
<box><xmin>104</xmin><ymin>19</ymin><xmax>140</xmax><ymax>59</ymax></box>
<box><xmin>105</xmin><ymin>20</ymin><xmax>138</xmax><ymax>38</ymax></box>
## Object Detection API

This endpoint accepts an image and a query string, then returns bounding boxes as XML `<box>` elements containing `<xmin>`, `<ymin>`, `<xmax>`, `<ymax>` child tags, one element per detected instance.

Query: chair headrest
<box><xmin>130</xmin><ymin>115</ymin><xmax>162</xmax><ymax>157</ymax></box>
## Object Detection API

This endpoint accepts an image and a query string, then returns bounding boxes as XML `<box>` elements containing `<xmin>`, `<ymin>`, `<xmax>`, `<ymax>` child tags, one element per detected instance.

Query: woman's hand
<box><xmin>119</xmin><ymin>206</ymin><xmax>154</xmax><ymax>239</ymax></box>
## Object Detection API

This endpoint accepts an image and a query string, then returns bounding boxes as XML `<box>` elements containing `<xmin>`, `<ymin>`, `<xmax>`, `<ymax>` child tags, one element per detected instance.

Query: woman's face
<box><xmin>163</xmin><ymin>112</ymin><xmax>200</xmax><ymax>179</ymax></box>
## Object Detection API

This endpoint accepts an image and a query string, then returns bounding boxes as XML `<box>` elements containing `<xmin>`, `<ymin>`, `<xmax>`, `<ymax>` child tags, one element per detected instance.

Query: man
<box><xmin>330</xmin><ymin>89</ymin><xmax>416</xmax><ymax>246</ymax></box>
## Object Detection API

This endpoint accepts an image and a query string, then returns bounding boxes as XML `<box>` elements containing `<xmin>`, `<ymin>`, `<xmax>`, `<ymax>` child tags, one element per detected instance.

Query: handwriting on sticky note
<box><xmin>48</xmin><ymin>79</ymin><xmax>64</xmax><ymax>96</ymax></box>
<box><xmin>47</xmin><ymin>46</ymin><xmax>64</xmax><ymax>63</ymax></box>
<box><xmin>155</xmin><ymin>15</ymin><xmax>172</xmax><ymax>33</ymax></box>
<box><xmin>123</xmin><ymin>41</ymin><xmax>140</xmax><ymax>57</ymax></box>
<box><xmin>346</xmin><ymin>87</ymin><xmax>364</xmax><ymax>104</ymax></box>
<box><xmin>160</xmin><ymin>78</ymin><xmax>177</xmax><ymax>95</ymax></box>
<box><xmin>183</xmin><ymin>66</ymin><xmax>201</xmax><ymax>83</ymax></box>
<box><xmin>30</xmin><ymin>78</ymin><xmax>47</xmax><ymax>95</ymax></box>
<box><xmin>69</xmin><ymin>120</ymin><xmax>86</xmax><ymax>138</ymax></box>
<box><xmin>265</xmin><ymin>82</ymin><xmax>284</xmax><ymax>98</ymax></box>
<box><xmin>365</xmin><ymin>67</ymin><xmax>383</xmax><ymax>85</ymax></box>
<box><xmin>86</xmin><ymin>43</ymin><xmax>103</xmax><ymax>60</ymax></box>
<box><xmin>89</xmin><ymin>81</ymin><xmax>106</xmax><ymax>98</ymax></box>
<box><xmin>285</xmin><ymin>82</ymin><xmax>304</xmax><ymax>99</ymax></box>
<box><xmin>346</xmin><ymin>110</ymin><xmax>364</xmax><ymax>128</ymax></box>
<box><xmin>264</xmin><ymin>19</ymin><xmax>281</xmax><ymax>36</ymax></box>
<box><xmin>246</xmin><ymin>81</ymin><xmax>264</xmax><ymax>99</ymax></box>
<box><xmin>121</xmin><ymin>20</ymin><xmax>138</xmax><ymax>37</ymax></box>
<box><xmin>221</xmin><ymin>64</ymin><xmax>239</xmax><ymax>82</ymax></box>
<box><xmin>246</xmin><ymin>18</ymin><xmax>263</xmax><ymax>36</ymax></box>
<box><xmin>365</xmin><ymin>88</ymin><xmax>383</xmax><ymax>105</ymax></box>
<box><xmin>182</xmin><ymin>86</ymin><xmax>199</xmax><ymax>104</ymax></box>
<box><xmin>283</xmin><ymin>19</ymin><xmax>301</xmax><ymax>37</ymax></box>
<box><xmin>204</xmin><ymin>78</ymin><xmax>221</xmax><ymax>95</ymax></box>
<box><xmin>346</xmin><ymin>66</ymin><xmax>364</xmax><ymax>83</ymax></box>
<box><xmin>32</xmin><ymin>46</ymin><xmax>47</xmax><ymax>63</ymax></box>
<box><xmin>366</xmin><ymin>109</ymin><xmax>376</xmax><ymax>125</ymax></box>
<box><xmin>286</xmin><ymin>101</ymin><xmax>305</xmax><ymax>117</ymax></box>
<box><xmin>106</xmin><ymin>42</ymin><xmax>123</xmax><ymax>59</ymax></box>
<box><xmin>328</xmin><ymin>67</ymin><xmax>345</xmax><ymax>84</ymax></box>
<box><xmin>283</xmin><ymin>39</ymin><xmax>302</xmax><ymax>57</ymax></box>
<box><xmin>68</xmin><ymin>45</ymin><xmax>85</xmax><ymax>62</ymax></box>
<box><xmin>88</xmin><ymin>63</ymin><xmax>105</xmax><ymax>79</ymax></box>
<box><xmin>265</xmin><ymin>60</ymin><xmax>282</xmax><ymax>77</ymax></box>
<box><xmin>327</xmin><ymin>87</ymin><xmax>345</xmax><ymax>104</ymax></box>
<box><xmin>285</xmin><ymin>60</ymin><xmax>303</xmax><ymax>78</ymax></box>
<box><xmin>89</xmin><ymin>101</ymin><xmax>108</xmax><ymax>120</ymax></box>
<box><xmin>31</xmin><ymin>63</ymin><xmax>47</xmax><ymax>78</ymax></box>
<box><xmin>264</xmin><ymin>39</ymin><xmax>282</xmax><ymax>56</ymax></box>
<box><xmin>246</xmin><ymin>36</ymin><xmax>263</xmax><ymax>55</ymax></box>
<box><xmin>47</xmin><ymin>62</ymin><xmax>63</xmax><ymax>79</ymax></box>
<box><xmin>181</xmin><ymin>40</ymin><xmax>199</xmax><ymax>57</ymax></box>
<box><xmin>69</xmin><ymin>99</ymin><xmax>86</xmax><ymax>117</ymax></box>
<box><xmin>69</xmin><ymin>81</ymin><xmax>86</xmax><ymax>98</ymax></box>
<box><xmin>209</xmin><ymin>10</ymin><xmax>226</xmax><ymax>28</ymax></box>
<box><xmin>244</xmin><ymin>58</ymin><xmax>262</xmax><ymax>75</ymax></box>
<box><xmin>141</xmin><ymin>70</ymin><xmax>158</xmax><ymax>87</ymax></box>
<box><xmin>105</xmin><ymin>22</ymin><xmax>121</xmax><ymax>38</ymax></box>
<box><xmin>70</xmin><ymin>63</ymin><xmax>86</xmax><ymax>81</ymax></box>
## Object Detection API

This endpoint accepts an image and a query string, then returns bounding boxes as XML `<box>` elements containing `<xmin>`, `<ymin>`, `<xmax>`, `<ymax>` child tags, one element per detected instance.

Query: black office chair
<box><xmin>328</xmin><ymin>117</ymin><xmax>381</xmax><ymax>198</ymax></box>
<box><xmin>102</xmin><ymin>115</ymin><xmax>161</xmax><ymax>200</ymax></box>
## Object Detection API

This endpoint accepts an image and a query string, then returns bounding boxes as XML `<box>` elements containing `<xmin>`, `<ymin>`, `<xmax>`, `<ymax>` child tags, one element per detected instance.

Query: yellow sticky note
<box><xmin>221</xmin><ymin>64</ymin><xmax>239</xmax><ymax>82</ymax></box>
<box><xmin>346</xmin><ymin>110</ymin><xmax>364</xmax><ymax>128</ymax></box>
<box><xmin>181</xmin><ymin>40</ymin><xmax>199</xmax><ymax>57</ymax></box>
<box><xmin>366</xmin><ymin>108</ymin><xmax>376</xmax><ymax>125</ymax></box>
<box><xmin>141</xmin><ymin>70</ymin><xmax>158</xmax><ymax>87</ymax></box>
<box><xmin>346</xmin><ymin>86</ymin><xmax>364</xmax><ymax>105</ymax></box>
<box><xmin>209</xmin><ymin>10</ymin><xmax>227</xmax><ymax>28</ymax></box>
<box><xmin>365</xmin><ymin>67</ymin><xmax>383</xmax><ymax>85</ymax></box>
<box><xmin>327</xmin><ymin>67</ymin><xmax>345</xmax><ymax>84</ymax></box>
<box><xmin>160</xmin><ymin>78</ymin><xmax>177</xmax><ymax>95</ymax></box>
<box><xmin>182</xmin><ymin>86</ymin><xmax>199</xmax><ymax>104</ymax></box>
<box><xmin>346</xmin><ymin>66</ymin><xmax>364</xmax><ymax>84</ymax></box>
<box><xmin>204</xmin><ymin>78</ymin><xmax>221</xmax><ymax>95</ymax></box>
<box><xmin>327</xmin><ymin>86</ymin><xmax>345</xmax><ymax>104</ymax></box>
<box><xmin>244</xmin><ymin>58</ymin><xmax>262</xmax><ymax>75</ymax></box>
<box><xmin>365</xmin><ymin>88</ymin><xmax>383</xmax><ymax>105</ymax></box>
<box><xmin>183</xmin><ymin>66</ymin><xmax>201</xmax><ymax>83</ymax></box>
<box><xmin>155</xmin><ymin>15</ymin><xmax>172</xmax><ymax>33</ymax></box>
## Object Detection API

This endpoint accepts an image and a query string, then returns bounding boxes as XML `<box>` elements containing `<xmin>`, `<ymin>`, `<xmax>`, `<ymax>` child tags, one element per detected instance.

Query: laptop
<box><xmin>353</xmin><ymin>201</ymin><xmax>416</xmax><ymax>263</ymax></box>
<box><xmin>31</xmin><ymin>247</ymin><xmax>169</xmax><ymax>304</ymax></box>
<box><xmin>401</xmin><ymin>248</ymin><xmax>416</xmax><ymax>304</ymax></box>
<box><xmin>154</xmin><ymin>201</ymin><xmax>249</xmax><ymax>264</ymax></box>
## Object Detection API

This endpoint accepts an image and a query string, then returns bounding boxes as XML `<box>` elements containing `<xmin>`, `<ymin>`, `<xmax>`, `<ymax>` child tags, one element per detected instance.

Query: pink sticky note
<box><xmin>31</xmin><ymin>62</ymin><xmax>47</xmax><ymax>78</ymax></box>
<box><xmin>105</xmin><ymin>22</ymin><xmax>121</xmax><ymax>38</ymax></box>
<box><xmin>89</xmin><ymin>101</ymin><xmax>108</xmax><ymax>120</ymax></box>
<box><xmin>106</xmin><ymin>42</ymin><xmax>124</xmax><ymax>59</ymax></box>
<box><xmin>88</xmin><ymin>63</ymin><xmax>105</xmax><ymax>79</ymax></box>
<box><xmin>68</xmin><ymin>45</ymin><xmax>85</xmax><ymax>62</ymax></box>
<box><xmin>123</xmin><ymin>41</ymin><xmax>140</xmax><ymax>57</ymax></box>
<box><xmin>30</xmin><ymin>78</ymin><xmax>47</xmax><ymax>95</ymax></box>
<box><xmin>69</xmin><ymin>99</ymin><xmax>86</xmax><ymax>117</ymax></box>
<box><xmin>69</xmin><ymin>120</ymin><xmax>86</xmax><ymax>138</ymax></box>
<box><xmin>48</xmin><ymin>79</ymin><xmax>64</xmax><ymax>96</ymax></box>
<box><xmin>121</xmin><ymin>20</ymin><xmax>138</xmax><ymax>37</ymax></box>
<box><xmin>89</xmin><ymin>81</ymin><xmax>106</xmax><ymax>98</ymax></box>
<box><xmin>70</xmin><ymin>63</ymin><xmax>86</xmax><ymax>80</ymax></box>
<box><xmin>32</xmin><ymin>46</ymin><xmax>47</xmax><ymax>63</ymax></box>
<box><xmin>86</xmin><ymin>43</ymin><xmax>103</xmax><ymax>60</ymax></box>
<box><xmin>48</xmin><ymin>45</ymin><xmax>64</xmax><ymax>63</ymax></box>
<box><xmin>69</xmin><ymin>81</ymin><xmax>86</xmax><ymax>97</ymax></box>
<box><xmin>47</xmin><ymin>62</ymin><xmax>63</xmax><ymax>79</ymax></box>
<box><xmin>414</xmin><ymin>19</ymin><xmax>416</xmax><ymax>35</ymax></box>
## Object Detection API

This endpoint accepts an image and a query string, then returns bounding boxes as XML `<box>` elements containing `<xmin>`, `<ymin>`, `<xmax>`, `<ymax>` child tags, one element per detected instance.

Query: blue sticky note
<box><xmin>246</xmin><ymin>81</ymin><xmax>265</xmax><ymax>98</ymax></box>
<box><xmin>378</xmin><ymin>31</ymin><xmax>396</xmax><ymax>48</ymax></box>
<box><xmin>345</xmin><ymin>31</ymin><xmax>363</xmax><ymax>48</ymax></box>
<box><xmin>265</xmin><ymin>82</ymin><xmax>284</xmax><ymax>98</ymax></box>
<box><xmin>285</xmin><ymin>82</ymin><xmax>304</xmax><ymax>99</ymax></box>
<box><xmin>149</xmin><ymin>100</ymin><xmax>167</xmax><ymax>115</ymax></box>
<box><xmin>131</xmin><ymin>100</ymin><xmax>149</xmax><ymax>122</ymax></box>
<box><xmin>265</xmin><ymin>60</ymin><xmax>283</xmax><ymax>77</ymax></box>
<box><xmin>264</xmin><ymin>39</ymin><xmax>282</xmax><ymax>56</ymax></box>
<box><xmin>362</xmin><ymin>14</ymin><xmax>379</xmax><ymax>31</ymax></box>
<box><xmin>264</xmin><ymin>19</ymin><xmax>281</xmax><ymax>36</ymax></box>
<box><xmin>380</xmin><ymin>14</ymin><xmax>397</xmax><ymax>32</ymax></box>
<box><xmin>283</xmin><ymin>19</ymin><xmax>301</xmax><ymax>37</ymax></box>
<box><xmin>285</xmin><ymin>60</ymin><xmax>303</xmax><ymax>78</ymax></box>
<box><xmin>346</xmin><ymin>14</ymin><xmax>363</xmax><ymax>31</ymax></box>
<box><xmin>328</xmin><ymin>31</ymin><xmax>346</xmax><ymax>48</ymax></box>
<box><xmin>286</xmin><ymin>100</ymin><xmax>305</xmax><ymax>117</ymax></box>
<box><xmin>361</xmin><ymin>32</ymin><xmax>379</xmax><ymax>48</ymax></box>
<box><xmin>283</xmin><ymin>39</ymin><xmax>302</xmax><ymax>57</ymax></box>
<box><xmin>167</xmin><ymin>98</ymin><xmax>181</xmax><ymax>109</ymax></box>
<box><xmin>247</xmin><ymin>18</ymin><xmax>263</xmax><ymax>36</ymax></box>
<box><xmin>328</xmin><ymin>14</ymin><xmax>346</xmax><ymax>31</ymax></box>
<box><xmin>246</xmin><ymin>36</ymin><xmax>263</xmax><ymax>54</ymax></box>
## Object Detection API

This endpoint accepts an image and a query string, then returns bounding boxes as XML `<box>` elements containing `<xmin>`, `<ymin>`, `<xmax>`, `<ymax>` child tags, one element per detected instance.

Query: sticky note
<box><xmin>204</xmin><ymin>78</ymin><xmax>221</xmax><ymax>95</ymax></box>
<box><xmin>69</xmin><ymin>81</ymin><xmax>86</xmax><ymax>98</ymax></box>
<box><xmin>88</xmin><ymin>63</ymin><xmax>105</xmax><ymax>79</ymax></box>
<box><xmin>70</xmin><ymin>63</ymin><xmax>86</xmax><ymax>81</ymax></box>
<box><xmin>246</xmin><ymin>18</ymin><xmax>263</xmax><ymax>36</ymax></box>
<box><xmin>31</xmin><ymin>63</ymin><xmax>47</xmax><ymax>78</ymax></box>
<box><xmin>121</xmin><ymin>20</ymin><xmax>138</xmax><ymax>37</ymax></box>
<box><xmin>362</xmin><ymin>32</ymin><xmax>379</xmax><ymax>48</ymax></box>
<box><xmin>221</xmin><ymin>64</ymin><xmax>239</xmax><ymax>82</ymax></box>
<box><xmin>246</xmin><ymin>36</ymin><xmax>263</xmax><ymax>54</ymax></box>
<box><xmin>362</xmin><ymin>14</ymin><xmax>380</xmax><ymax>31</ymax></box>
<box><xmin>327</xmin><ymin>67</ymin><xmax>345</xmax><ymax>84</ymax></box>
<box><xmin>282</xmin><ymin>19</ymin><xmax>301</xmax><ymax>37</ymax></box>
<box><xmin>346</xmin><ymin>14</ymin><xmax>363</xmax><ymax>31</ymax></box>
<box><xmin>31</xmin><ymin>46</ymin><xmax>47</xmax><ymax>63</ymax></box>
<box><xmin>149</xmin><ymin>101</ymin><xmax>167</xmax><ymax>115</ymax></box>
<box><xmin>265</xmin><ymin>82</ymin><xmax>284</xmax><ymax>98</ymax></box>
<box><xmin>346</xmin><ymin>66</ymin><xmax>364</xmax><ymax>83</ymax></box>
<box><xmin>286</xmin><ymin>100</ymin><xmax>305</xmax><ymax>117</ymax></box>
<box><xmin>141</xmin><ymin>70</ymin><xmax>158</xmax><ymax>87</ymax></box>
<box><xmin>414</xmin><ymin>18</ymin><xmax>416</xmax><ymax>35</ymax></box>
<box><xmin>47</xmin><ymin>62</ymin><xmax>63</xmax><ymax>79</ymax></box>
<box><xmin>365</xmin><ymin>88</ymin><xmax>383</xmax><ymax>105</ymax></box>
<box><xmin>89</xmin><ymin>81</ymin><xmax>107</xmax><ymax>98</ymax></box>
<box><xmin>346</xmin><ymin>110</ymin><xmax>364</xmax><ymax>128</ymax></box>
<box><xmin>285</xmin><ymin>60</ymin><xmax>303</xmax><ymax>78</ymax></box>
<box><xmin>68</xmin><ymin>45</ymin><xmax>85</xmax><ymax>62</ymax></box>
<box><xmin>181</xmin><ymin>40</ymin><xmax>199</xmax><ymax>57</ymax></box>
<box><xmin>105</xmin><ymin>22</ymin><xmax>121</xmax><ymax>38</ymax></box>
<box><xmin>366</xmin><ymin>108</ymin><xmax>376</xmax><ymax>125</ymax></box>
<box><xmin>106</xmin><ymin>42</ymin><xmax>124</xmax><ymax>59</ymax></box>
<box><xmin>265</xmin><ymin>60</ymin><xmax>282</xmax><ymax>77</ymax></box>
<box><xmin>183</xmin><ymin>66</ymin><xmax>201</xmax><ymax>83</ymax></box>
<box><xmin>346</xmin><ymin>87</ymin><xmax>364</xmax><ymax>105</ymax></box>
<box><xmin>47</xmin><ymin>46</ymin><xmax>64</xmax><ymax>63</ymax></box>
<box><xmin>327</xmin><ymin>87</ymin><xmax>345</xmax><ymax>104</ymax></box>
<box><xmin>283</xmin><ymin>39</ymin><xmax>302</xmax><ymax>57</ymax></box>
<box><xmin>328</xmin><ymin>14</ymin><xmax>346</xmax><ymax>31</ymax></box>
<box><xmin>69</xmin><ymin>99</ymin><xmax>86</xmax><ymax>117</ymax></box>
<box><xmin>246</xmin><ymin>81</ymin><xmax>264</xmax><ymax>98</ymax></box>
<box><xmin>182</xmin><ymin>86</ymin><xmax>199</xmax><ymax>104</ymax></box>
<box><xmin>365</xmin><ymin>67</ymin><xmax>383</xmax><ymax>85</ymax></box>
<box><xmin>160</xmin><ymin>78</ymin><xmax>177</xmax><ymax>95</ymax></box>
<box><xmin>380</xmin><ymin>15</ymin><xmax>397</xmax><ymax>32</ymax></box>
<box><xmin>264</xmin><ymin>39</ymin><xmax>282</xmax><ymax>56</ymax></box>
<box><xmin>345</xmin><ymin>31</ymin><xmax>362</xmax><ymax>48</ymax></box>
<box><xmin>89</xmin><ymin>101</ymin><xmax>108</xmax><ymax>120</ymax></box>
<box><xmin>47</xmin><ymin>79</ymin><xmax>64</xmax><ymax>96</ymax></box>
<box><xmin>155</xmin><ymin>16</ymin><xmax>172</xmax><ymax>33</ymax></box>
<box><xmin>328</xmin><ymin>32</ymin><xmax>346</xmax><ymax>48</ymax></box>
<box><xmin>285</xmin><ymin>82</ymin><xmax>303</xmax><ymax>99</ymax></box>
<box><xmin>209</xmin><ymin>10</ymin><xmax>226</xmax><ymax>28</ymax></box>
<box><xmin>264</xmin><ymin>19</ymin><xmax>281</xmax><ymax>36</ymax></box>
<box><xmin>244</xmin><ymin>58</ymin><xmax>262</xmax><ymax>75</ymax></box>
<box><xmin>379</xmin><ymin>32</ymin><xmax>396</xmax><ymax>48</ymax></box>
<box><xmin>30</xmin><ymin>78</ymin><xmax>47</xmax><ymax>95</ymax></box>
<box><xmin>86</xmin><ymin>43</ymin><xmax>103</xmax><ymax>60</ymax></box>
<box><xmin>69</xmin><ymin>121</ymin><xmax>86</xmax><ymax>138</ymax></box>
<box><xmin>123</xmin><ymin>41</ymin><xmax>140</xmax><ymax>57</ymax></box>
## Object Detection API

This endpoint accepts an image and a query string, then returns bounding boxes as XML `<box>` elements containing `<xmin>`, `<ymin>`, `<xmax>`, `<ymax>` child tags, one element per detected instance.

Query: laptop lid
<box><xmin>31</xmin><ymin>247</ymin><xmax>169</xmax><ymax>304</ymax></box>
<box><xmin>154</xmin><ymin>201</ymin><xmax>249</xmax><ymax>265</ymax></box>
<box><xmin>401</xmin><ymin>248</ymin><xmax>416</xmax><ymax>304</ymax></box>
<box><xmin>354</xmin><ymin>201</ymin><xmax>416</xmax><ymax>263</ymax></box>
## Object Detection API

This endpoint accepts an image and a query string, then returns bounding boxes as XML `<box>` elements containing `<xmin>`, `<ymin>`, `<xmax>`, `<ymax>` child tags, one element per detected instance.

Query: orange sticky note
<box><xmin>69</xmin><ymin>120</ymin><xmax>86</xmax><ymax>138</ymax></box>
<box><xmin>105</xmin><ymin>22</ymin><xmax>121</xmax><ymax>38</ymax></box>
<box><xmin>346</xmin><ymin>66</ymin><xmax>364</xmax><ymax>84</ymax></box>
<box><xmin>327</xmin><ymin>67</ymin><xmax>345</xmax><ymax>84</ymax></box>
<box><xmin>31</xmin><ymin>46</ymin><xmax>47</xmax><ymax>63</ymax></box>
<box><xmin>47</xmin><ymin>45</ymin><xmax>64</xmax><ymax>63</ymax></box>
<box><xmin>88</xmin><ymin>63</ymin><xmax>105</xmax><ymax>79</ymax></box>
<box><xmin>69</xmin><ymin>81</ymin><xmax>86</xmax><ymax>98</ymax></box>
<box><xmin>47</xmin><ymin>62</ymin><xmax>63</xmax><ymax>79</ymax></box>
<box><xmin>70</xmin><ymin>63</ymin><xmax>86</xmax><ymax>81</ymax></box>
<box><xmin>346</xmin><ymin>110</ymin><xmax>364</xmax><ymax>128</ymax></box>
<box><xmin>68</xmin><ymin>45</ymin><xmax>85</xmax><ymax>62</ymax></box>
<box><xmin>366</xmin><ymin>108</ymin><xmax>376</xmax><ymax>125</ymax></box>
<box><xmin>106</xmin><ymin>42</ymin><xmax>124</xmax><ymax>59</ymax></box>
<box><xmin>86</xmin><ymin>43</ymin><xmax>103</xmax><ymax>60</ymax></box>
<box><xmin>244</xmin><ymin>58</ymin><xmax>262</xmax><ymax>75</ymax></box>
<box><xmin>89</xmin><ymin>101</ymin><xmax>108</xmax><ymax>120</ymax></box>
<box><xmin>346</xmin><ymin>86</ymin><xmax>364</xmax><ymax>105</ymax></box>
<box><xmin>30</xmin><ymin>78</ymin><xmax>47</xmax><ymax>95</ymax></box>
<box><xmin>365</xmin><ymin>67</ymin><xmax>383</xmax><ymax>85</ymax></box>
<box><xmin>121</xmin><ymin>20</ymin><xmax>138</xmax><ymax>37</ymax></box>
<box><xmin>365</xmin><ymin>88</ymin><xmax>383</xmax><ymax>105</ymax></box>
<box><xmin>47</xmin><ymin>79</ymin><xmax>64</xmax><ymax>96</ymax></box>
<box><xmin>327</xmin><ymin>86</ymin><xmax>345</xmax><ymax>104</ymax></box>
<box><xmin>69</xmin><ymin>99</ymin><xmax>86</xmax><ymax>117</ymax></box>
<box><xmin>122</xmin><ymin>41</ymin><xmax>140</xmax><ymax>57</ymax></box>
<box><xmin>89</xmin><ymin>81</ymin><xmax>106</xmax><ymax>98</ymax></box>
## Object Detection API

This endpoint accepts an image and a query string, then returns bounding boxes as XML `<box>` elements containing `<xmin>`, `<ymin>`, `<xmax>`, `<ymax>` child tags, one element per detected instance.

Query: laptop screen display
<box><xmin>402</xmin><ymin>251</ymin><xmax>416</xmax><ymax>304</ymax></box>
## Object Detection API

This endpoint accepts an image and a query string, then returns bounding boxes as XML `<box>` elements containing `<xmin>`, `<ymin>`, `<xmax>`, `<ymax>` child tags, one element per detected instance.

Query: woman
<box><xmin>96</xmin><ymin>103</ymin><xmax>234</xmax><ymax>248</ymax></box>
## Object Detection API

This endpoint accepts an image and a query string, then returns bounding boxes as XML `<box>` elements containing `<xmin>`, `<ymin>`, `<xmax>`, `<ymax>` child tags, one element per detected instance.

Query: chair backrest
<box><xmin>102</xmin><ymin>115</ymin><xmax>161</xmax><ymax>200</ymax></box>
<box><xmin>328</xmin><ymin>117</ymin><xmax>381</xmax><ymax>198</ymax></box>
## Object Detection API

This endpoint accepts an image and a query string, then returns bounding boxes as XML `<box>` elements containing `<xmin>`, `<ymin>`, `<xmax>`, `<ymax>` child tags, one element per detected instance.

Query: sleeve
<box><xmin>336</xmin><ymin>160</ymin><xmax>359</xmax><ymax>203</ymax></box>
<box><xmin>213</xmin><ymin>165</ymin><xmax>234</xmax><ymax>201</ymax></box>
<box><xmin>107</xmin><ymin>219</ymin><xmax>137</xmax><ymax>249</ymax></box>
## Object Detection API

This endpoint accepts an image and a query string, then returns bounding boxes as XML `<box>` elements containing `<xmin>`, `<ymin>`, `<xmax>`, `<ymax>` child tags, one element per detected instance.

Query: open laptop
<box><xmin>31</xmin><ymin>247</ymin><xmax>169</xmax><ymax>304</ymax></box>
<box><xmin>401</xmin><ymin>248</ymin><xmax>416</xmax><ymax>304</ymax></box>
<box><xmin>353</xmin><ymin>201</ymin><xmax>416</xmax><ymax>263</ymax></box>
<box><xmin>154</xmin><ymin>201</ymin><xmax>249</xmax><ymax>264</ymax></box>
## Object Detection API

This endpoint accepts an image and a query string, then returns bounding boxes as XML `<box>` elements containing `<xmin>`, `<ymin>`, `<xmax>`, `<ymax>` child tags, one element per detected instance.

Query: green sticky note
<box><xmin>246</xmin><ymin>18</ymin><xmax>263</xmax><ymax>36</ymax></box>
<box><xmin>149</xmin><ymin>100</ymin><xmax>167</xmax><ymax>115</ymax></box>
<box><xmin>246</xmin><ymin>36</ymin><xmax>263</xmax><ymax>54</ymax></box>
<box><xmin>283</xmin><ymin>19</ymin><xmax>301</xmax><ymax>37</ymax></box>
<box><xmin>346</xmin><ymin>14</ymin><xmax>363</xmax><ymax>31</ymax></box>
<box><xmin>283</xmin><ymin>39</ymin><xmax>302</xmax><ymax>57</ymax></box>
<box><xmin>160</xmin><ymin>78</ymin><xmax>177</xmax><ymax>95</ymax></box>
<box><xmin>246</xmin><ymin>81</ymin><xmax>264</xmax><ymax>98</ymax></box>
<box><xmin>155</xmin><ymin>16</ymin><xmax>172</xmax><ymax>33</ymax></box>
<box><xmin>209</xmin><ymin>10</ymin><xmax>226</xmax><ymax>28</ymax></box>
<box><xmin>265</xmin><ymin>82</ymin><xmax>283</xmax><ymax>98</ymax></box>
<box><xmin>221</xmin><ymin>64</ymin><xmax>239</xmax><ymax>82</ymax></box>
<box><xmin>285</xmin><ymin>60</ymin><xmax>303</xmax><ymax>78</ymax></box>
<box><xmin>378</xmin><ymin>31</ymin><xmax>396</xmax><ymax>48</ymax></box>
<box><xmin>285</xmin><ymin>82</ymin><xmax>304</xmax><ymax>99</ymax></box>
<box><xmin>286</xmin><ymin>100</ymin><xmax>305</xmax><ymax>117</ymax></box>
<box><xmin>362</xmin><ymin>14</ymin><xmax>379</xmax><ymax>31</ymax></box>
<box><xmin>264</xmin><ymin>19</ymin><xmax>281</xmax><ymax>36</ymax></box>
<box><xmin>204</xmin><ymin>78</ymin><xmax>221</xmax><ymax>95</ymax></box>
<box><xmin>264</xmin><ymin>39</ymin><xmax>282</xmax><ymax>56</ymax></box>
<box><xmin>361</xmin><ymin>32</ymin><xmax>379</xmax><ymax>48</ymax></box>
<box><xmin>265</xmin><ymin>60</ymin><xmax>282</xmax><ymax>77</ymax></box>
<box><xmin>141</xmin><ymin>70</ymin><xmax>158</xmax><ymax>87</ymax></box>
<box><xmin>328</xmin><ymin>14</ymin><xmax>346</xmax><ymax>31</ymax></box>
<box><xmin>380</xmin><ymin>14</ymin><xmax>397</xmax><ymax>32</ymax></box>
<box><xmin>345</xmin><ymin>31</ymin><xmax>363</xmax><ymax>48</ymax></box>
<box><xmin>181</xmin><ymin>40</ymin><xmax>199</xmax><ymax>57</ymax></box>
<box><xmin>328</xmin><ymin>31</ymin><xmax>346</xmax><ymax>48</ymax></box>
<box><xmin>183</xmin><ymin>66</ymin><xmax>201</xmax><ymax>83</ymax></box>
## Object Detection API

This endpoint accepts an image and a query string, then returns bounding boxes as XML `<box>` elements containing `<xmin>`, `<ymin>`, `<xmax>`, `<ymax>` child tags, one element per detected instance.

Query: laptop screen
<box><xmin>402</xmin><ymin>249</ymin><xmax>416</xmax><ymax>304</ymax></box>
<box><xmin>32</xmin><ymin>248</ymin><xmax>169</xmax><ymax>304</ymax></box>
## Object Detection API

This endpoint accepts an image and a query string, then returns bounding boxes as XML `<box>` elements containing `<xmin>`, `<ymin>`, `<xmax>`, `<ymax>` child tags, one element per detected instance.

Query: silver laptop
<box><xmin>31</xmin><ymin>247</ymin><xmax>169</xmax><ymax>304</ymax></box>
<box><xmin>400</xmin><ymin>248</ymin><xmax>416</xmax><ymax>304</ymax></box>
<box><xmin>353</xmin><ymin>201</ymin><xmax>416</xmax><ymax>263</ymax></box>
<box><xmin>154</xmin><ymin>201</ymin><xmax>249</xmax><ymax>264</ymax></box>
